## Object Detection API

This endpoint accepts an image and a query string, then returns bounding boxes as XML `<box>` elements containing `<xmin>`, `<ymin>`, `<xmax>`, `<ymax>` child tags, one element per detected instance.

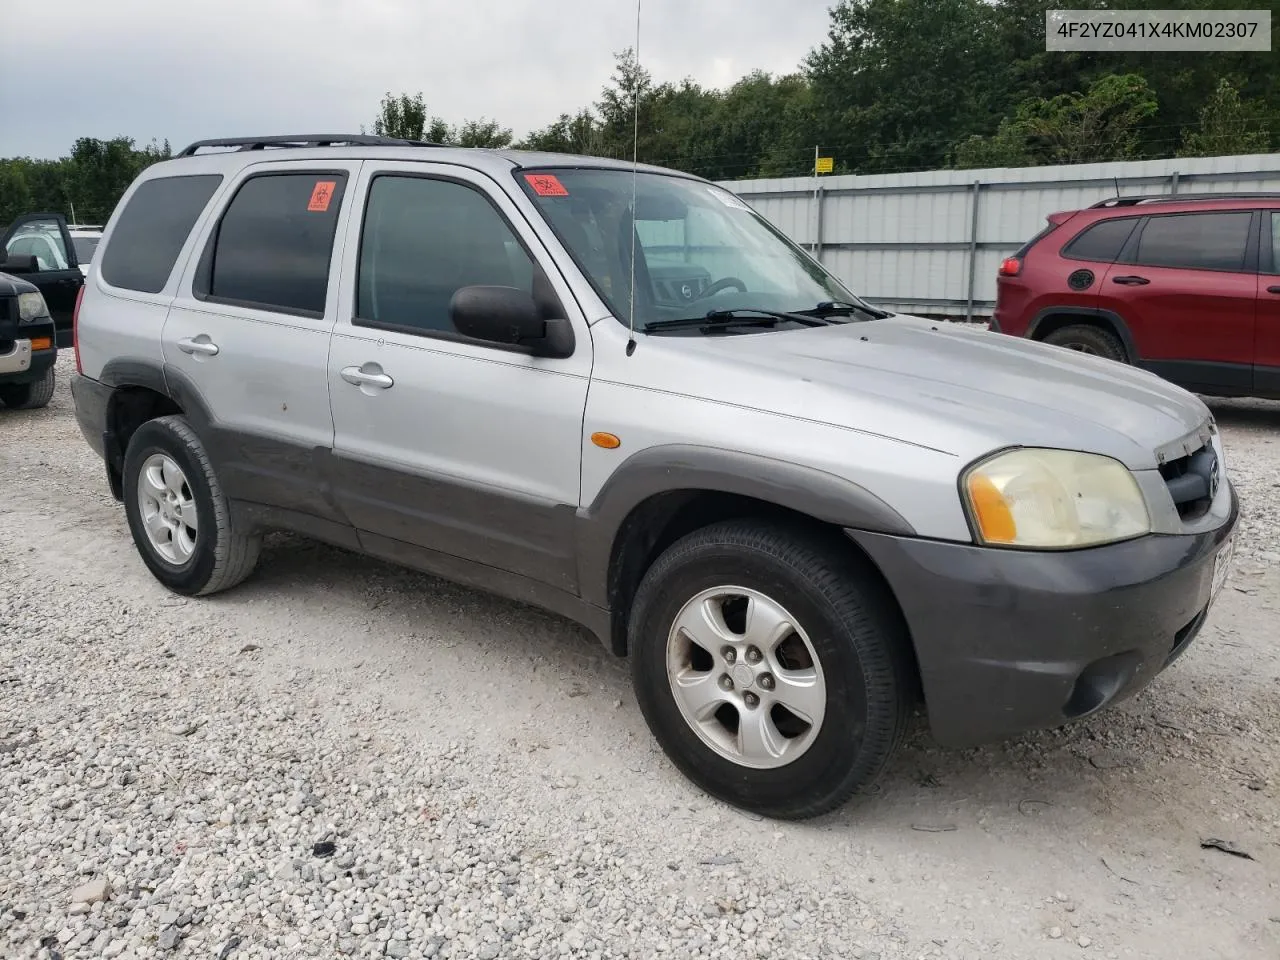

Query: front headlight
<box><xmin>17</xmin><ymin>291</ymin><xmax>50</xmax><ymax>322</ymax></box>
<box><xmin>962</xmin><ymin>448</ymin><xmax>1150</xmax><ymax>549</ymax></box>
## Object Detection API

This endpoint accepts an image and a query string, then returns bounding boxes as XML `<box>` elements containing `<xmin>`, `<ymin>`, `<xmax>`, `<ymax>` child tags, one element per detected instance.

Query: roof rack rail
<box><xmin>175</xmin><ymin>134</ymin><xmax>441</xmax><ymax>157</ymax></box>
<box><xmin>1089</xmin><ymin>192</ymin><xmax>1280</xmax><ymax>208</ymax></box>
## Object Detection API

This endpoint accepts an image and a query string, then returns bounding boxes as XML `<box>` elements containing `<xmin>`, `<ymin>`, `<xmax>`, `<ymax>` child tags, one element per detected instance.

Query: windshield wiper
<box><xmin>643</xmin><ymin>308</ymin><xmax>830</xmax><ymax>334</ymax></box>
<box><xmin>798</xmin><ymin>299</ymin><xmax>892</xmax><ymax>321</ymax></box>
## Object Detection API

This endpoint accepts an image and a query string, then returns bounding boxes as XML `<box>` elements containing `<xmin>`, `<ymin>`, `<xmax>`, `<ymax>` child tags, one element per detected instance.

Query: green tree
<box><xmin>0</xmin><ymin>162</ymin><xmax>36</xmax><ymax>226</ymax></box>
<box><xmin>806</xmin><ymin>0</ymin><xmax>1006</xmax><ymax>173</ymax></box>
<box><xmin>955</xmin><ymin>73</ymin><xmax>1158</xmax><ymax>168</ymax></box>
<box><xmin>1178</xmin><ymin>77</ymin><xmax>1271</xmax><ymax>158</ymax></box>
<box><xmin>519</xmin><ymin>110</ymin><xmax>604</xmax><ymax>155</ymax></box>
<box><xmin>454</xmin><ymin>118</ymin><xmax>514</xmax><ymax>148</ymax></box>
<box><xmin>370</xmin><ymin>91</ymin><xmax>436</xmax><ymax>141</ymax></box>
<box><xmin>63</xmin><ymin>137</ymin><xmax>171</xmax><ymax>223</ymax></box>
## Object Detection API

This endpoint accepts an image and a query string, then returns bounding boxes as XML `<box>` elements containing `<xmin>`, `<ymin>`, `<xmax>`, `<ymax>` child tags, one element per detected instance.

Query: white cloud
<box><xmin>0</xmin><ymin>0</ymin><xmax>833</xmax><ymax>158</ymax></box>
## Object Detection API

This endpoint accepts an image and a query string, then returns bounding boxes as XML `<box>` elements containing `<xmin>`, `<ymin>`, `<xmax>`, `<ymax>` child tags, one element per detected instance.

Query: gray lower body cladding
<box><xmin>848</xmin><ymin>493</ymin><xmax>1238</xmax><ymax>748</ymax></box>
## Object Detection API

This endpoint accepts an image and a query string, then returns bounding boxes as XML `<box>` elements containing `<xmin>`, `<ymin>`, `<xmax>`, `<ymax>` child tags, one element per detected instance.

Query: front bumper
<box><xmin>0</xmin><ymin>339</ymin><xmax>55</xmax><ymax>382</ymax></box>
<box><xmin>848</xmin><ymin>483</ymin><xmax>1238</xmax><ymax>747</ymax></box>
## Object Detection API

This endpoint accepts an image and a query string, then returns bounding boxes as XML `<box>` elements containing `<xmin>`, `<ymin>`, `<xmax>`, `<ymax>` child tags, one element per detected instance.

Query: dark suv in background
<box><xmin>1</xmin><ymin>213</ymin><xmax>85</xmax><ymax>349</ymax></box>
<box><xmin>993</xmin><ymin>194</ymin><xmax>1280</xmax><ymax>401</ymax></box>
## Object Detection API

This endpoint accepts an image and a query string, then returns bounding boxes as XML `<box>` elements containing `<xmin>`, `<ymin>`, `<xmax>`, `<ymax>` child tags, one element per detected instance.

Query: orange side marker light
<box><xmin>591</xmin><ymin>432</ymin><xmax>621</xmax><ymax>449</ymax></box>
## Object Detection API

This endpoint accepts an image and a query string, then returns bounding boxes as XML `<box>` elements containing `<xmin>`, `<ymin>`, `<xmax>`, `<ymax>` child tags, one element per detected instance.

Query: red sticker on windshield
<box><xmin>525</xmin><ymin>173</ymin><xmax>568</xmax><ymax>197</ymax></box>
<box><xmin>307</xmin><ymin>181</ymin><xmax>337</xmax><ymax>212</ymax></box>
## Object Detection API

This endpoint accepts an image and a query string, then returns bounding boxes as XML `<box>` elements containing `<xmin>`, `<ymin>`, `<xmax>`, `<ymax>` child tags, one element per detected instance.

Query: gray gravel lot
<box><xmin>2</xmin><ymin>355</ymin><xmax>1278</xmax><ymax>960</ymax></box>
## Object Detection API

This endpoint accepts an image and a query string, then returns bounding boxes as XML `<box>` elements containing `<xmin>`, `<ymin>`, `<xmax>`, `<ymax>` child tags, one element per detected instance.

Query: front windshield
<box><xmin>516</xmin><ymin>168</ymin><xmax>859</xmax><ymax>328</ymax></box>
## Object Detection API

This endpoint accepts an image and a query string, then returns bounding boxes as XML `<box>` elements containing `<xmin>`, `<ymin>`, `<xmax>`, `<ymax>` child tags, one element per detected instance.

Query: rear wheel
<box><xmin>1042</xmin><ymin>324</ymin><xmax>1127</xmax><ymax>363</ymax></box>
<box><xmin>0</xmin><ymin>365</ymin><xmax>55</xmax><ymax>409</ymax></box>
<box><xmin>629</xmin><ymin>518</ymin><xmax>913</xmax><ymax>820</ymax></box>
<box><xmin>122</xmin><ymin>415</ymin><xmax>261</xmax><ymax>596</ymax></box>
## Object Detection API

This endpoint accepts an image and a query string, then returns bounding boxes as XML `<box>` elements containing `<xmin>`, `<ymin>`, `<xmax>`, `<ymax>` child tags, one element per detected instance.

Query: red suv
<box><xmin>993</xmin><ymin>193</ymin><xmax>1280</xmax><ymax>401</ymax></box>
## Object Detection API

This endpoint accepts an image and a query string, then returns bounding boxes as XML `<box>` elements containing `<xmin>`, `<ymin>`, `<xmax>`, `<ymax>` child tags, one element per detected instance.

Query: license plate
<box><xmin>1210</xmin><ymin>535</ymin><xmax>1235</xmax><ymax>603</ymax></box>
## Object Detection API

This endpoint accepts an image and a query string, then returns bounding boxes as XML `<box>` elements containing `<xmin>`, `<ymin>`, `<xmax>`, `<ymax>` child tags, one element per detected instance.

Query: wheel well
<box><xmin>1030</xmin><ymin>312</ymin><xmax>1129</xmax><ymax>359</ymax></box>
<box><xmin>104</xmin><ymin>386</ymin><xmax>183</xmax><ymax>499</ymax></box>
<box><xmin>604</xmin><ymin>491</ymin><xmax>923</xmax><ymax>701</ymax></box>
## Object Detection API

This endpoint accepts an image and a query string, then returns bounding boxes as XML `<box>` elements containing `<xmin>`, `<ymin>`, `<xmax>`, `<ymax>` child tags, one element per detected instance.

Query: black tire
<box><xmin>0</xmin><ymin>365</ymin><xmax>55</xmax><ymax>409</ymax></box>
<box><xmin>1042</xmin><ymin>324</ymin><xmax>1127</xmax><ymax>363</ymax></box>
<box><xmin>629</xmin><ymin>518</ymin><xmax>913</xmax><ymax>820</ymax></box>
<box><xmin>122</xmin><ymin>415</ymin><xmax>261</xmax><ymax>596</ymax></box>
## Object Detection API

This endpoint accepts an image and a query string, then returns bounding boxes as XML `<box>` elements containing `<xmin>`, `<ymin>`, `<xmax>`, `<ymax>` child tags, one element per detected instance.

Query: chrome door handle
<box><xmin>341</xmin><ymin>365</ymin><xmax>394</xmax><ymax>389</ymax></box>
<box><xmin>176</xmin><ymin>336</ymin><xmax>220</xmax><ymax>356</ymax></box>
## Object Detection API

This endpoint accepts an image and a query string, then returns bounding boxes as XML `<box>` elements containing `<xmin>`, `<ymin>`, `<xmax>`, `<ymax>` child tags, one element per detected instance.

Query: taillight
<box><xmin>72</xmin><ymin>283</ymin><xmax>85</xmax><ymax>375</ymax></box>
<box><xmin>998</xmin><ymin>257</ymin><xmax>1022</xmax><ymax>277</ymax></box>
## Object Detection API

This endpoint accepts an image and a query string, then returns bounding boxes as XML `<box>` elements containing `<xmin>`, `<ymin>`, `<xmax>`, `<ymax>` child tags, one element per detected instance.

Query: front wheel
<box><xmin>0</xmin><ymin>365</ymin><xmax>55</xmax><ymax>409</ymax></box>
<box><xmin>629</xmin><ymin>519</ymin><xmax>914</xmax><ymax>820</ymax></box>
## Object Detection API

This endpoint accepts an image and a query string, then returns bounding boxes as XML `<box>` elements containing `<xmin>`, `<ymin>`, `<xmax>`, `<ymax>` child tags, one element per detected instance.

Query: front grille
<box><xmin>1158</xmin><ymin>442</ymin><xmax>1217</xmax><ymax>521</ymax></box>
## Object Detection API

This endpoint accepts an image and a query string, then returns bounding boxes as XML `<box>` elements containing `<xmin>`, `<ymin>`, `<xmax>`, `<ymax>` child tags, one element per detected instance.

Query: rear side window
<box><xmin>1014</xmin><ymin>222</ymin><xmax>1059</xmax><ymax>258</ymax></box>
<box><xmin>99</xmin><ymin>175</ymin><xmax>223</xmax><ymax>293</ymax></box>
<box><xmin>1062</xmin><ymin>218</ymin><xmax>1139</xmax><ymax>262</ymax></box>
<box><xmin>1133</xmin><ymin>212</ymin><xmax>1252</xmax><ymax>272</ymax></box>
<box><xmin>205</xmin><ymin>172</ymin><xmax>347</xmax><ymax>316</ymax></box>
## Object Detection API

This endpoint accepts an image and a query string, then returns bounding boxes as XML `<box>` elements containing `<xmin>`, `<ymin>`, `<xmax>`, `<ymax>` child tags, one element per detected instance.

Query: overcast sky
<box><xmin>0</xmin><ymin>0</ymin><xmax>835</xmax><ymax>159</ymax></box>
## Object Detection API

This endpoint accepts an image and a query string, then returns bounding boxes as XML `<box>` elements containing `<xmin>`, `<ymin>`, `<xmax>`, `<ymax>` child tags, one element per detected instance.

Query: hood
<box><xmin>615</xmin><ymin>313</ymin><xmax>1210</xmax><ymax>470</ymax></box>
<box><xmin>0</xmin><ymin>272</ymin><xmax>39</xmax><ymax>297</ymax></box>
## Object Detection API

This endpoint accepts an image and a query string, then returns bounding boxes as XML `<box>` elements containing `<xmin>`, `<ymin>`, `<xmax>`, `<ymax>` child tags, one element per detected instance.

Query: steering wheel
<box><xmin>693</xmin><ymin>276</ymin><xmax>747</xmax><ymax>300</ymax></box>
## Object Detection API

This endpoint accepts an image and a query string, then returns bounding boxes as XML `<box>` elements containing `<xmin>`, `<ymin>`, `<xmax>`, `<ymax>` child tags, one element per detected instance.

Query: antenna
<box><xmin>625</xmin><ymin>0</ymin><xmax>641</xmax><ymax>357</ymax></box>
<box><xmin>1113</xmin><ymin>175</ymin><xmax>1121</xmax><ymax>202</ymax></box>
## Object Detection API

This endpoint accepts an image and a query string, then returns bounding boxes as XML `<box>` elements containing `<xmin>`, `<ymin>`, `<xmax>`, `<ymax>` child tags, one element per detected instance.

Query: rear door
<box><xmin>1258</xmin><ymin>211</ymin><xmax>1280</xmax><ymax>397</ymax></box>
<box><xmin>1101</xmin><ymin>209</ymin><xmax>1259</xmax><ymax>395</ymax></box>
<box><xmin>1</xmin><ymin>213</ymin><xmax>84</xmax><ymax>346</ymax></box>
<box><xmin>163</xmin><ymin>160</ymin><xmax>362</xmax><ymax>520</ymax></box>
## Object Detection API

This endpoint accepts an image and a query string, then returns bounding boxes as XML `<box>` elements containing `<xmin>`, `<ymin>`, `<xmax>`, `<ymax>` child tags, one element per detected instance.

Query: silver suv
<box><xmin>70</xmin><ymin>134</ymin><xmax>1239</xmax><ymax>819</ymax></box>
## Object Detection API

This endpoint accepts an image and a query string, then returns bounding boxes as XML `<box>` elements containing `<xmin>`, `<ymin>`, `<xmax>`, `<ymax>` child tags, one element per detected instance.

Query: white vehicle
<box><xmin>68</xmin><ymin>226</ymin><xmax>104</xmax><ymax>277</ymax></box>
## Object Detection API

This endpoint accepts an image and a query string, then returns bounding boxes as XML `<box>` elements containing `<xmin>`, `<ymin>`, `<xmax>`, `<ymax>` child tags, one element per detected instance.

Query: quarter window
<box><xmin>1132</xmin><ymin>212</ymin><xmax>1252</xmax><ymax>272</ymax></box>
<box><xmin>1061</xmin><ymin>218</ymin><xmax>1138</xmax><ymax>262</ymax></box>
<box><xmin>356</xmin><ymin>175</ymin><xmax>536</xmax><ymax>335</ymax></box>
<box><xmin>206</xmin><ymin>172</ymin><xmax>347</xmax><ymax>315</ymax></box>
<box><xmin>100</xmin><ymin>175</ymin><xmax>223</xmax><ymax>293</ymax></box>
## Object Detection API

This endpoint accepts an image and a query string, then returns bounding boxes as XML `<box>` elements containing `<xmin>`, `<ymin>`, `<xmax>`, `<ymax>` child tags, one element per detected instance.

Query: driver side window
<box><xmin>5</xmin><ymin>218</ymin><xmax>70</xmax><ymax>271</ymax></box>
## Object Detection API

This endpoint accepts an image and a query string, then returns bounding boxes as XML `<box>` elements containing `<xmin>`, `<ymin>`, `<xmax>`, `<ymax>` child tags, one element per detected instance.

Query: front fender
<box><xmin>573</xmin><ymin>443</ymin><xmax>915</xmax><ymax>610</ymax></box>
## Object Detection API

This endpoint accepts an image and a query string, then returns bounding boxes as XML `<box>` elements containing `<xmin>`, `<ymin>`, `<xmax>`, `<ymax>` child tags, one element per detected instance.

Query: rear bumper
<box><xmin>70</xmin><ymin>373</ymin><xmax>112</xmax><ymax>459</ymax></box>
<box><xmin>848</xmin><ymin>484</ymin><xmax>1238</xmax><ymax>747</ymax></box>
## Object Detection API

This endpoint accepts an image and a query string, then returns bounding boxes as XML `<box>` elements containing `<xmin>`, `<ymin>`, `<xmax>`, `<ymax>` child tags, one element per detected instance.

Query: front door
<box><xmin>1103</xmin><ymin>209</ymin><xmax>1258</xmax><ymax>395</ymax></box>
<box><xmin>162</xmin><ymin>160</ymin><xmax>362</xmax><ymax>520</ymax></box>
<box><xmin>326</xmin><ymin>162</ymin><xmax>593</xmax><ymax>593</ymax></box>
<box><xmin>1</xmin><ymin>213</ymin><xmax>84</xmax><ymax>347</ymax></box>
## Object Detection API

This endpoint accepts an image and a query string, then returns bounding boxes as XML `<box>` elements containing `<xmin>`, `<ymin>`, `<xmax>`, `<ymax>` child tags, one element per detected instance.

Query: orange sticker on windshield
<box><xmin>307</xmin><ymin>181</ymin><xmax>337</xmax><ymax>212</ymax></box>
<box><xmin>525</xmin><ymin>173</ymin><xmax>569</xmax><ymax>197</ymax></box>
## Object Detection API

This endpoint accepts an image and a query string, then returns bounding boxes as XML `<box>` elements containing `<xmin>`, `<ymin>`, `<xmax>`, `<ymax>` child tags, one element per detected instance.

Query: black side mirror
<box><xmin>0</xmin><ymin>255</ymin><xmax>39</xmax><ymax>275</ymax></box>
<box><xmin>449</xmin><ymin>285</ymin><xmax>573</xmax><ymax>358</ymax></box>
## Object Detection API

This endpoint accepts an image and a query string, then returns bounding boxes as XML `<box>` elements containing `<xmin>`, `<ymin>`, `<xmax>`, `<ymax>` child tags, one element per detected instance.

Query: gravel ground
<box><xmin>2</xmin><ymin>355</ymin><xmax>1278</xmax><ymax>960</ymax></box>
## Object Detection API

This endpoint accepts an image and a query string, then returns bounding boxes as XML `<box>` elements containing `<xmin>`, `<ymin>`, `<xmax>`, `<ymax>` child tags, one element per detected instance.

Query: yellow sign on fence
<box><xmin>815</xmin><ymin>156</ymin><xmax>835</xmax><ymax>174</ymax></box>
